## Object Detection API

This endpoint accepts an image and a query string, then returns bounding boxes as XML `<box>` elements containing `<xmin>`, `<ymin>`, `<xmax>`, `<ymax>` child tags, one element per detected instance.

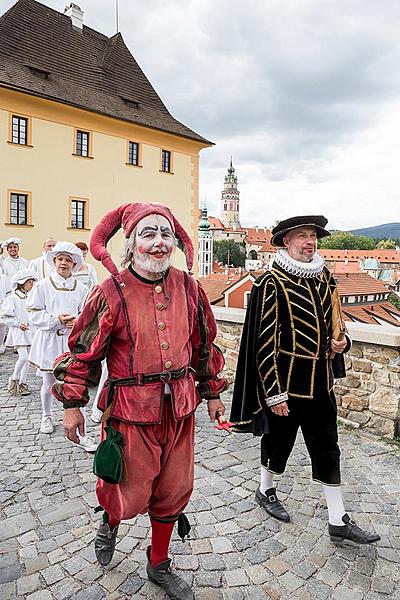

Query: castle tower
<box><xmin>198</xmin><ymin>201</ymin><xmax>213</xmax><ymax>277</ymax></box>
<box><xmin>220</xmin><ymin>158</ymin><xmax>241</xmax><ymax>228</ymax></box>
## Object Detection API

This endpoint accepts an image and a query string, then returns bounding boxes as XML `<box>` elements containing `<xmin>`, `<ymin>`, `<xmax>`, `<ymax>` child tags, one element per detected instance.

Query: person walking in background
<box><xmin>74</xmin><ymin>241</ymin><xmax>98</xmax><ymax>291</ymax></box>
<box><xmin>0</xmin><ymin>240</ymin><xmax>5</xmax><ymax>273</ymax></box>
<box><xmin>27</xmin><ymin>241</ymin><xmax>97</xmax><ymax>452</ymax></box>
<box><xmin>1</xmin><ymin>238</ymin><xmax>29</xmax><ymax>280</ymax></box>
<box><xmin>230</xmin><ymin>215</ymin><xmax>381</xmax><ymax>546</ymax></box>
<box><xmin>1</xmin><ymin>269</ymin><xmax>38</xmax><ymax>395</ymax></box>
<box><xmin>29</xmin><ymin>237</ymin><xmax>57</xmax><ymax>280</ymax></box>
<box><xmin>73</xmin><ymin>241</ymin><xmax>104</xmax><ymax>422</ymax></box>
<box><xmin>0</xmin><ymin>268</ymin><xmax>11</xmax><ymax>355</ymax></box>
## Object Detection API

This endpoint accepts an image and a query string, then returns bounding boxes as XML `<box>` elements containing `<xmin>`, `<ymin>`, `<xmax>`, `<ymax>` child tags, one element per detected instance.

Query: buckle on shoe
<box><xmin>268</xmin><ymin>494</ymin><xmax>276</xmax><ymax>503</ymax></box>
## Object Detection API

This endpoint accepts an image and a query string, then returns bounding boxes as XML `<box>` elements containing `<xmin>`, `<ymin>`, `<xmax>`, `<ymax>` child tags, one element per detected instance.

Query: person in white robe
<box><xmin>1</xmin><ymin>269</ymin><xmax>38</xmax><ymax>394</ymax></box>
<box><xmin>29</xmin><ymin>237</ymin><xmax>57</xmax><ymax>280</ymax></box>
<box><xmin>0</xmin><ymin>271</ymin><xmax>12</xmax><ymax>354</ymax></box>
<box><xmin>73</xmin><ymin>241</ymin><xmax>104</xmax><ymax>422</ymax></box>
<box><xmin>1</xmin><ymin>238</ymin><xmax>29</xmax><ymax>280</ymax></box>
<box><xmin>27</xmin><ymin>241</ymin><xmax>97</xmax><ymax>452</ymax></box>
<box><xmin>73</xmin><ymin>241</ymin><xmax>98</xmax><ymax>291</ymax></box>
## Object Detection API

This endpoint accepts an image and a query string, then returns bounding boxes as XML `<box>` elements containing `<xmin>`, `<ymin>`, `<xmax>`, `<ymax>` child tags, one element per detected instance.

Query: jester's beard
<box><xmin>132</xmin><ymin>246</ymin><xmax>172</xmax><ymax>273</ymax></box>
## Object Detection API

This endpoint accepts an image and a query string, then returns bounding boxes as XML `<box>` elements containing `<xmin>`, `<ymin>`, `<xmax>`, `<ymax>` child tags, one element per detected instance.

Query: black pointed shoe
<box><xmin>146</xmin><ymin>546</ymin><xmax>194</xmax><ymax>600</ymax></box>
<box><xmin>94</xmin><ymin>522</ymin><xmax>119</xmax><ymax>565</ymax></box>
<box><xmin>329</xmin><ymin>513</ymin><xmax>381</xmax><ymax>545</ymax></box>
<box><xmin>255</xmin><ymin>486</ymin><xmax>290</xmax><ymax>522</ymax></box>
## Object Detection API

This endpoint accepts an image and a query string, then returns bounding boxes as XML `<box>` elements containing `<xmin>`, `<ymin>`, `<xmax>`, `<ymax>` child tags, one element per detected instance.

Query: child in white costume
<box><xmin>27</xmin><ymin>242</ymin><xmax>97</xmax><ymax>451</ymax></box>
<box><xmin>1</xmin><ymin>269</ymin><xmax>38</xmax><ymax>394</ymax></box>
<box><xmin>0</xmin><ymin>271</ymin><xmax>12</xmax><ymax>354</ymax></box>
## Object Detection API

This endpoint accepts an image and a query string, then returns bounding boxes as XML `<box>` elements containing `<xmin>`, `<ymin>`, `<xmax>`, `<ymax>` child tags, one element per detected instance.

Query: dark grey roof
<box><xmin>0</xmin><ymin>0</ymin><xmax>211</xmax><ymax>144</ymax></box>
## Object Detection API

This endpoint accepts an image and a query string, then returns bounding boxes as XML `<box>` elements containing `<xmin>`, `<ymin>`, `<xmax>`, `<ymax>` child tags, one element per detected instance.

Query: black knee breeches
<box><xmin>260</xmin><ymin>390</ymin><xmax>341</xmax><ymax>485</ymax></box>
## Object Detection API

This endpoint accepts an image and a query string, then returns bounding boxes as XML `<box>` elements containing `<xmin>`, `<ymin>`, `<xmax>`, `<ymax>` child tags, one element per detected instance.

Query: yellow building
<box><xmin>0</xmin><ymin>0</ymin><xmax>211</xmax><ymax>278</ymax></box>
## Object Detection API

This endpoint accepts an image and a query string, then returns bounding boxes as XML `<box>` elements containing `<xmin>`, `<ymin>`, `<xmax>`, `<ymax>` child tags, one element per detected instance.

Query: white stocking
<box><xmin>13</xmin><ymin>347</ymin><xmax>29</xmax><ymax>383</ymax></box>
<box><xmin>260</xmin><ymin>465</ymin><xmax>275</xmax><ymax>495</ymax></box>
<box><xmin>0</xmin><ymin>323</ymin><xmax>6</xmax><ymax>346</ymax></box>
<box><xmin>41</xmin><ymin>372</ymin><xmax>56</xmax><ymax>417</ymax></box>
<box><xmin>322</xmin><ymin>484</ymin><xmax>346</xmax><ymax>526</ymax></box>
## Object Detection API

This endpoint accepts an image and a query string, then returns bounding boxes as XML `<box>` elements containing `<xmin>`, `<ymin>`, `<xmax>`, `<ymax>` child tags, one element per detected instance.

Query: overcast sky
<box><xmin>2</xmin><ymin>0</ymin><xmax>400</xmax><ymax>229</ymax></box>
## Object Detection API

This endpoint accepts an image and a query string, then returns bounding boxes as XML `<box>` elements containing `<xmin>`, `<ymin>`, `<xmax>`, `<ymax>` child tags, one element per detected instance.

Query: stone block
<box><xmin>349</xmin><ymin>346</ymin><xmax>363</xmax><ymax>358</ymax></box>
<box><xmin>382</xmin><ymin>347</ymin><xmax>400</xmax><ymax>360</ymax></box>
<box><xmin>368</xmin><ymin>415</ymin><xmax>397</xmax><ymax>438</ymax></box>
<box><xmin>344</xmin><ymin>374</ymin><xmax>360</xmax><ymax>388</ymax></box>
<box><xmin>0</xmin><ymin>512</ymin><xmax>36</xmax><ymax>542</ymax></box>
<box><xmin>341</xmin><ymin>394</ymin><xmax>367</xmax><ymax>411</ymax></box>
<box><xmin>369</xmin><ymin>389</ymin><xmax>399</xmax><ymax>419</ymax></box>
<box><xmin>372</xmin><ymin>369</ymin><xmax>391</xmax><ymax>386</ymax></box>
<box><xmin>218</xmin><ymin>337</ymin><xmax>238</xmax><ymax>351</ymax></box>
<box><xmin>352</xmin><ymin>359</ymin><xmax>372</xmax><ymax>373</ymax></box>
<box><xmin>347</xmin><ymin>410</ymin><xmax>371</xmax><ymax>425</ymax></box>
<box><xmin>365</xmin><ymin>353</ymin><xmax>389</xmax><ymax>364</ymax></box>
<box><xmin>37</xmin><ymin>499</ymin><xmax>86</xmax><ymax>526</ymax></box>
<box><xmin>17</xmin><ymin>574</ymin><xmax>40</xmax><ymax>596</ymax></box>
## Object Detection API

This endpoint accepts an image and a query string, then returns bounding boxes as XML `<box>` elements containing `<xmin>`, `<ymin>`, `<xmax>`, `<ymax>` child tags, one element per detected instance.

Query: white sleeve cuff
<box><xmin>266</xmin><ymin>391</ymin><xmax>289</xmax><ymax>407</ymax></box>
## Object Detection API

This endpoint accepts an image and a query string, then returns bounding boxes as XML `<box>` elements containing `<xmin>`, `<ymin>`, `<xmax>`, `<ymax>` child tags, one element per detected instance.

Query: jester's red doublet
<box><xmin>52</xmin><ymin>265</ymin><xmax>227</xmax><ymax>520</ymax></box>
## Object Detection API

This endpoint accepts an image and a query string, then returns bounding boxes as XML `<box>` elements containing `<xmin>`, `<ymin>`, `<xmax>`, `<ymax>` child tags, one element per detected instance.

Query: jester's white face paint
<box><xmin>132</xmin><ymin>214</ymin><xmax>176</xmax><ymax>274</ymax></box>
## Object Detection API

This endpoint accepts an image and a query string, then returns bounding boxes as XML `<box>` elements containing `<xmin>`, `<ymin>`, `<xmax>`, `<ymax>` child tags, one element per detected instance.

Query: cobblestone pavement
<box><xmin>1</xmin><ymin>350</ymin><xmax>399</xmax><ymax>600</ymax></box>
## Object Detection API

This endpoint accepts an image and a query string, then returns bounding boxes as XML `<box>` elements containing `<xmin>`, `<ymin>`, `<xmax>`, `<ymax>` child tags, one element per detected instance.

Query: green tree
<box><xmin>389</xmin><ymin>293</ymin><xmax>400</xmax><ymax>311</ymax></box>
<box><xmin>213</xmin><ymin>240</ymin><xmax>246</xmax><ymax>267</ymax></box>
<box><xmin>319</xmin><ymin>231</ymin><xmax>375</xmax><ymax>250</ymax></box>
<box><xmin>375</xmin><ymin>239</ymin><xmax>397</xmax><ymax>249</ymax></box>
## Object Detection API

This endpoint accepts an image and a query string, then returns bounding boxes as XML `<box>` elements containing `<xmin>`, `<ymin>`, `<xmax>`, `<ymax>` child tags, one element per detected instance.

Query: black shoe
<box><xmin>329</xmin><ymin>513</ymin><xmax>381</xmax><ymax>545</ymax></box>
<box><xmin>146</xmin><ymin>546</ymin><xmax>194</xmax><ymax>600</ymax></box>
<box><xmin>94</xmin><ymin>522</ymin><xmax>119</xmax><ymax>565</ymax></box>
<box><xmin>255</xmin><ymin>486</ymin><xmax>290</xmax><ymax>522</ymax></box>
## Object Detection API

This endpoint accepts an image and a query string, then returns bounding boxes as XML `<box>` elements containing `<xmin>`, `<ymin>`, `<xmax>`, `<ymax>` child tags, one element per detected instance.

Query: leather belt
<box><xmin>106</xmin><ymin>366</ymin><xmax>194</xmax><ymax>387</ymax></box>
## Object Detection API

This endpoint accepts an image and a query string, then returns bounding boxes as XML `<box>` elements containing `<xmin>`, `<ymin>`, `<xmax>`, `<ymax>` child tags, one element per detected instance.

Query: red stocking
<box><xmin>150</xmin><ymin>518</ymin><xmax>175</xmax><ymax>566</ymax></box>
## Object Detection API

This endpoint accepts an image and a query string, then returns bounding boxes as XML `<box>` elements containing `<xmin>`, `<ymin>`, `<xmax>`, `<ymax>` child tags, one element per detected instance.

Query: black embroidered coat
<box><xmin>230</xmin><ymin>262</ymin><xmax>345</xmax><ymax>434</ymax></box>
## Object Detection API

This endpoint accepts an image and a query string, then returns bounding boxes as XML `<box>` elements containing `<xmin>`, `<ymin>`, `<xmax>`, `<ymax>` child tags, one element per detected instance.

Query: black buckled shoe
<box><xmin>146</xmin><ymin>546</ymin><xmax>194</xmax><ymax>600</ymax></box>
<box><xmin>94</xmin><ymin>522</ymin><xmax>119</xmax><ymax>566</ymax></box>
<box><xmin>255</xmin><ymin>486</ymin><xmax>290</xmax><ymax>522</ymax></box>
<box><xmin>329</xmin><ymin>513</ymin><xmax>381</xmax><ymax>545</ymax></box>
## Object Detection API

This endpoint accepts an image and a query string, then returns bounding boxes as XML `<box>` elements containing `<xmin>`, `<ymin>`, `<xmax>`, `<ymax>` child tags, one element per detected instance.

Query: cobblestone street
<box><xmin>1</xmin><ymin>350</ymin><xmax>399</xmax><ymax>600</ymax></box>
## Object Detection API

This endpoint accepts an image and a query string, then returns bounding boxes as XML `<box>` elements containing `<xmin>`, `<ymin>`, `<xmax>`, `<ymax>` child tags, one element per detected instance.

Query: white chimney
<box><xmin>64</xmin><ymin>3</ymin><xmax>84</xmax><ymax>31</ymax></box>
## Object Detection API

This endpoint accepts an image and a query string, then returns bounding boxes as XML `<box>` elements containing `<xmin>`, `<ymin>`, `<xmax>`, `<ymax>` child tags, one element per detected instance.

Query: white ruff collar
<box><xmin>274</xmin><ymin>248</ymin><xmax>325</xmax><ymax>278</ymax></box>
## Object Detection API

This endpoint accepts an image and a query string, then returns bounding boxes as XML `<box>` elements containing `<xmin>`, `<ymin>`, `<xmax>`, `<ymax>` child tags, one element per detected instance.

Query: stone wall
<box><xmin>213</xmin><ymin>307</ymin><xmax>400</xmax><ymax>439</ymax></box>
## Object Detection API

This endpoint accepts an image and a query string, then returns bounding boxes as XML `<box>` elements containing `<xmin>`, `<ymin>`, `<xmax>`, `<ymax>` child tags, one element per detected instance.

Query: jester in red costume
<box><xmin>52</xmin><ymin>203</ymin><xmax>227</xmax><ymax>600</ymax></box>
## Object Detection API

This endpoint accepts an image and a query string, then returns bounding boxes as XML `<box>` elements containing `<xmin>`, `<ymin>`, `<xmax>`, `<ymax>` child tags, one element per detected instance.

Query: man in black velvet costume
<box><xmin>230</xmin><ymin>215</ymin><xmax>380</xmax><ymax>545</ymax></box>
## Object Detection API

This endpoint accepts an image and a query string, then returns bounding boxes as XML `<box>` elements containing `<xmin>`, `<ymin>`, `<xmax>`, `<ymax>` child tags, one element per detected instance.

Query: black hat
<box><xmin>271</xmin><ymin>215</ymin><xmax>330</xmax><ymax>247</ymax></box>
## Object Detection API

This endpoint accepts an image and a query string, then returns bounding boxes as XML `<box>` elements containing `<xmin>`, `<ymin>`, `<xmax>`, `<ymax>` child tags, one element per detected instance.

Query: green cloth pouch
<box><xmin>93</xmin><ymin>425</ymin><xmax>125</xmax><ymax>484</ymax></box>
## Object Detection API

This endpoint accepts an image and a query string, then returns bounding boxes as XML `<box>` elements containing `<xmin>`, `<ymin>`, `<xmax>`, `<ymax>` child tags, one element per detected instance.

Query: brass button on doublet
<box><xmin>158</xmin><ymin>321</ymin><xmax>166</xmax><ymax>330</ymax></box>
<box><xmin>164</xmin><ymin>360</ymin><xmax>172</xmax><ymax>369</ymax></box>
<box><xmin>154</xmin><ymin>285</ymin><xmax>162</xmax><ymax>294</ymax></box>
<box><xmin>155</xmin><ymin>302</ymin><xmax>165</xmax><ymax>310</ymax></box>
<box><xmin>161</xmin><ymin>341</ymin><xmax>169</xmax><ymax>350</ymax></box>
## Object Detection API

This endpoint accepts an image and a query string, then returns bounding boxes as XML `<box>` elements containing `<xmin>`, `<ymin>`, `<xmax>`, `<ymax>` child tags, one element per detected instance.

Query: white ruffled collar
<box><xmin>274</xmin><ymin>248</ymin><xmax>325</xmax><ymax>278</ymax></box>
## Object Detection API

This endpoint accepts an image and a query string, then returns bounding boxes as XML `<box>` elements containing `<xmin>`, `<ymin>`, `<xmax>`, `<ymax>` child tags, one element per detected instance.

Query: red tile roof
<box><xmin>0</xmin><ymin>0</ymin><xmax>210</xmax><ymax>144</ymax></box>
<box><xmin>208</xmin><ymin>217</ymin><xmax>225</xmax><ymax>229</ymax></box>
<box><xmin>335</xmin><ymin>272</ymin><xmax>390</xmax><ymax>296</ymax></box>
<box><xmin>320</xmin><ymin>249</ymin><xmax>400</xmax><ymax>262</ymax></box>
<box><xmin>330</xmin><ymin>261</ymin><xmax>361</xmax><ymax>274</ymax></box>
<box><xmin>259</xmin><ymin>242</ymin><xmax>276</xmax><ymax>252</ymax></box>
<box><xmin>343</xmin><ymin>302</ymin><xmax>400</xmax><ymax>326</ymax></box>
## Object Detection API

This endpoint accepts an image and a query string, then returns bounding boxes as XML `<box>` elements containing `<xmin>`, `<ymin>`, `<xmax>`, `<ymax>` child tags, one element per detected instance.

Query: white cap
<box><xmin>11</xmin><ymin>269</ymin><xmax>38</xmax><ymax>291</ymax></box>
<box><xmin>46</xmin><ymin>241</ymin><xmax>84</xmax><ymax>273</ymax></box>
<box><xmin>2</xmin><ymin>237</ymin><xmax>23</xmax><ymax>248</ymax></box>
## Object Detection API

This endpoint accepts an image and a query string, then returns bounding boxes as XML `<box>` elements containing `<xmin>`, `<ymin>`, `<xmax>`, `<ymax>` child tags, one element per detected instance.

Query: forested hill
<box><xmin>350</xmin><ymin>223</ymin><xmax>400</xmax><ymax>239</ymax></box>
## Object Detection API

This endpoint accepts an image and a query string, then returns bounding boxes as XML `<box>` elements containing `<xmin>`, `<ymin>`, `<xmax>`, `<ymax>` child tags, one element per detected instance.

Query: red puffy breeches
<box><xmin>96</xmin><ymin>395</ymin><xmax>195</xmax><ymax>521</ymax></box>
